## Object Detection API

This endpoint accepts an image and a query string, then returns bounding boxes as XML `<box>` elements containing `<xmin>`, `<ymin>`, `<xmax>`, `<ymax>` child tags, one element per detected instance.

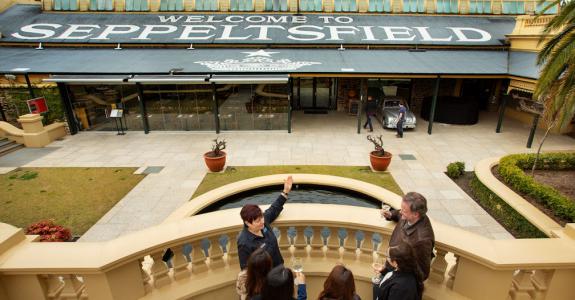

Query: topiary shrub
<box><xmin>470</xmin><ymin>175</ymin><xmax>546</xmax><ymax>238</ymax></box>
<box><xmin>446</xmin><ymin>161</ymin><xmax>465</xmax><ymax>179</ymax></box>
<box><xmin>26</xmin><ymin>220</ymin><xmax>72</xmax><ymax>242</ymax></box>
<box><xmin>498</xmin><ymin>153</ymin><xmax>575</xmax><ymax>222</ymax></box>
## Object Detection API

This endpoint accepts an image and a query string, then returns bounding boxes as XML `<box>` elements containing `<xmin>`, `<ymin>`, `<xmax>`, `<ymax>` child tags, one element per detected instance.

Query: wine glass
<box><xmin>292</xmin><ymin>257</ymin><xmax>303</xmax><ymax>273</ymax></box>
<box><xmin>371</xmin><ymin>257</ymin><xmax>385</xmax><ymax>285</ymax></box>
<box><xmin>381</xmin><ymin>203</ymin><xmax>391</xmax><ymax>218</ymax></box>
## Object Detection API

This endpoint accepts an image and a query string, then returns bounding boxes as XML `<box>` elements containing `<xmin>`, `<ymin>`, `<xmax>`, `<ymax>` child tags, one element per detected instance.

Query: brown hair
<box><xmin>317</xmin><ymin>265</ymin><xmax>356</xmax><ymax>300</ymax></box>
<box><xmin>246</xmin><ymin>248</ymin><xmax>273</xmax><ymax>297</ymax></box>
<box><xmin>388</xmin><ymin>241</ymin><xmax>424</xmax><ymax>296</ymax></box>
<box><xmin>240</xmin><ymin>204</ymin><xmax>263</xmax><ymax>224</ymax></box>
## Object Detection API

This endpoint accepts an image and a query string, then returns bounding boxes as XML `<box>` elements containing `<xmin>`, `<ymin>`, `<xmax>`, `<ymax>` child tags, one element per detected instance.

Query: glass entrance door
<box><xmin>297</xmin><ymin>78</ymin><xmax>332</xmax><ymax>110</ymax></box>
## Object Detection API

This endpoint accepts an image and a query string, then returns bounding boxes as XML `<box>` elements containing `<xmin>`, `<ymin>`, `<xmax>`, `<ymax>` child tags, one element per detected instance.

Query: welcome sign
<box><xmin>0</xmin><ymin>6</ymin><xmax>516</xmax><ymax>45</ymax></box>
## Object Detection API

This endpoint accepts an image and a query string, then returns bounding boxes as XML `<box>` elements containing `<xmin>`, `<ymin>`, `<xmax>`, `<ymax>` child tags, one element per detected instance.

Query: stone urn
<box><xmin>204</xmin><ymin>151</ymin><xmax>226</xmax><ymax>172</ymax></box>
<box><xmin>369</xmin><ymin>151</ymin><xmax>392</xmax><ymax>171</ymax></box>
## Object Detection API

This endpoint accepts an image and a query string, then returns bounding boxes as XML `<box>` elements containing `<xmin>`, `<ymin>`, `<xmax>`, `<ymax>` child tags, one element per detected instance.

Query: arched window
<box><xmin>89</xmin><ymin>0</ymin><xmax>113</xmax><ymax>10</ymax></box>
<box><xmin>160</xmin><ymin>0</ymin><xmax>184</xmax><ymax>11</ymax></box>
<box><xmin>125</xmin><ymin>0</ymin><xmax>149</xmax><ymax>11</ymax></box>
<box><xmin>265</xmin><ymin>0</ymin><xmax>288</xmax><ymax>11</ymax></box>
<box><xmin>334</xmin><ymin>0</ymin><xmax>358</xmax><ymax>12</ymax></box>
<box><xmin>368</xmin><ymin>0</ymin><xmax>391</xmax><ymax>12</ymax></box>
<box><xmin>196</xmin><ymin>0</ymin><xmax>219</xmax><ymax>10</ymax></box>
<box><xmin>230</xmin><ymin>0</ymin><xmax>254</xmax><ymax>11</ymax></box>
<box><xmin>402</xmin><ymin>0</ymin><xmax>424</xmax><ymax>12</ymax></box>
<box><xmin>436</xmin><ymin>0</ymin><xmax>459</xmax><ymax>13</ymax></box>
<box><xmin>53</xmin><ymin>0</ymin><xmax>78</xmax><ymax>10</ymax></box>
<box><xmin>469</xmin><ymin>0</ymin><xmax>491</xmax><ymax>14</ymax></box>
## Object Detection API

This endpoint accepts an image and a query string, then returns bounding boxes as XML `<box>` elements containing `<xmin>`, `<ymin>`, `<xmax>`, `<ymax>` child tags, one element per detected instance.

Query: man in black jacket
<box><xmin>363</xmin><ymin>95</ymin><xmax>378</xmax><ymax>132</ymax></box>
<box><xmin>238</xmin><ymin>176</ymin><xmax>293</xmax><ymax>269</ymax></box>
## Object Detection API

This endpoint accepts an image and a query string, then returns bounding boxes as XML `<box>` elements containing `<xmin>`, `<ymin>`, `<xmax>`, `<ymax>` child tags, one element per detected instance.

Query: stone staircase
<box><xmin>0</xmin><ymin>137</ymin><xmax>24</xmax><ymax>157</ymax></box>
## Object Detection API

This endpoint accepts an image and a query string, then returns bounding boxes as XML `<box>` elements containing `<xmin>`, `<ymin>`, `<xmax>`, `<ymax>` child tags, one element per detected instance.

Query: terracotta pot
<box><xmin>369</xmin><ymin>151</ymin><xmax>392</xmax><ymax>171</ymax></box>
<box><xmin>204</xmin><ymin>151</ymin><xmax>227</xmax><ymax>172</ymax></box>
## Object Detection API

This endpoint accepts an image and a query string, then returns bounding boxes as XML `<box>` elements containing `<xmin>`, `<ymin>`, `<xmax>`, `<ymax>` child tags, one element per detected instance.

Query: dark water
<box><xmin>197</xmin><ymin>184</ymin><xmax>382</xmax><ymax>214</ymax></box>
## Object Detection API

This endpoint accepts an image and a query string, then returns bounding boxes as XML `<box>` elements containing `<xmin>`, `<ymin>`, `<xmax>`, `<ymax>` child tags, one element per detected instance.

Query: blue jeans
<box><xmin>364</xmin><ymin>114</ymin><xmax>374</xmax><ymax>131</ymax></box>
<box><xmin>396</xmin><ymin>119</ymin><xmax>404</xmax><ymax>137</ymax></box>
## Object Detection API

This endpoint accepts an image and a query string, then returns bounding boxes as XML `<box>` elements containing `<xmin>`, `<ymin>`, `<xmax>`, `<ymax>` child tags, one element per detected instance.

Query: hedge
<box><xmin>470</xmin><ymin>175</ymin><xmax>547</xmax><ymax>238</ymax></box>
<box><xmin>498</xmin><ymin>153</ymin><xmax>575</xmax><ymax>222</ymax></box>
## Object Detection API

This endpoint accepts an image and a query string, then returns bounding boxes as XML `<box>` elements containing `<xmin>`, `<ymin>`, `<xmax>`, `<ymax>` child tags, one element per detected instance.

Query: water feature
<box><xmin>198</xmin><ymin>184</ymin><xmax>382</xmax><ymax>214</ymax></box>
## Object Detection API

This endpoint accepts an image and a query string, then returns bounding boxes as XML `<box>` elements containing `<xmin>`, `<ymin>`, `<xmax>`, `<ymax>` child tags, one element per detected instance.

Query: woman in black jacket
<box><xmin>373</xmin><ymin>242</ymin><xmax>424</xmax><ymax>300</ymax></box>
<box><xmin>237</xmin><ymin>176</ymin><xmax>293</xmax><ymax>269</ymax></box>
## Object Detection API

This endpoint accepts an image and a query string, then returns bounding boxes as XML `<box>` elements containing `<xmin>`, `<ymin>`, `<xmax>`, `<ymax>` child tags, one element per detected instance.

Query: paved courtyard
<box><xmin>1</xmin><ymin>111</ymin><xmax>574</xmax><ymax>241</ymax></box>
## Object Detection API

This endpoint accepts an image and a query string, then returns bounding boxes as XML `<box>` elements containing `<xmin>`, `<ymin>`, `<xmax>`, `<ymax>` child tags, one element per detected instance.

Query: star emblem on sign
<box><xmin>241</xmin><ymin>50</ymin><xmax>279</xmax><ymax>57</ymax></box>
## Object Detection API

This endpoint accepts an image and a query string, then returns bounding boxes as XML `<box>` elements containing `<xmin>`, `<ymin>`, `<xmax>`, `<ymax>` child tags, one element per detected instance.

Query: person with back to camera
<box><xmin>252</xmin><ymin>265</ymin><xmax>307</xmax><ymax>300</ymax></box>
<box><xmin>363</xmin><ymin>95</ymin><xmax>377</xmax><ymax>132</ymax></box>
<box><xmin>396</xmin><ymin>103</ymin><xmax>406</xmax><ymax>138</ymax></box>
<box><xmin>373</xmin><ymin>242</ymin><xmax>424</xmax><ymax>300</ymax></box>
<box><xmin>238</xmin><ymin>176</ymin><xmax>293</xmax><ymax>270</ymax></box>
<box><xmin>317</xmin><ymin>264</ymin><xmax>362</xmax><ymax>300</ymax></box>
<box><xmin>236</xmin><ymin>248</ymin><xmax>273</xmax><ymax>300</ymax></box>
<box><xmin>378</xmin><ymin>192</ymin><xmax>434</xmax><ymax>281</ymax></box>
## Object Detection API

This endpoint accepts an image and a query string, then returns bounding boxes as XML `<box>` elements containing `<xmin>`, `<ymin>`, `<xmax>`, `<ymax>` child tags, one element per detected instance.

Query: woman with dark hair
<box><xmin>318</xmin><ymin>265</ymin><xmax>361</xmax><ymax>300</ymax></box>
<box><xmin>373</xmin><ymin>242</ymin><xmax>424</xmax><ymax>300</ymax></box>
<box><xmin>238</xmin><ymin>176</ymin><xmax>293</xmax><ymax>270</ymax></box>
<box><xmin>253</xmin><ymin>265</ymin><xmax>307</xmax><ymax>300</ymax></box>
<box><xmin>236</xmin><ymin>248</ymin><xmax>273</xmax><ymax>300</ymax></box>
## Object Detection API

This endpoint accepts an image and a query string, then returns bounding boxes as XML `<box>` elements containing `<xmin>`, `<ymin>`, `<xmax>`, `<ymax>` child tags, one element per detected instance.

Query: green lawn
<box><xmin>0</xmin><ymin>168</ymin><xmax>145</xmax><ymax>236</ymax></box>
<box><xmin>192</xmin><ymin>165</ymin><xmax>403</xmax><ymax>198</ymax></box>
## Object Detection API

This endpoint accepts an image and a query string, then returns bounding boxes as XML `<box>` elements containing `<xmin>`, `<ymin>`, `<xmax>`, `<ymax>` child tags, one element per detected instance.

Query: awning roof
<box><xmin>129</xmin><ymin>75</ymin><xmax>209</xmax><ymax>84</ymax></box>
<box><xmin>209</xmin><ymin>74</ymin><xmax>289</xmax><ymax>84</ymax></box>
<box><xmin>44</xmin><ymin>75</ymin><xmax>131</xmax><ymax>84</ymax></box>
<box><xmin>509</xmin><ymin>51</ymin><xmax>540</xmax><ymax>79</ymax></box>
<box><xmin>0</xmin><ymin>48</ymin><xmax>509</xmax><ymax>76</ymax></box>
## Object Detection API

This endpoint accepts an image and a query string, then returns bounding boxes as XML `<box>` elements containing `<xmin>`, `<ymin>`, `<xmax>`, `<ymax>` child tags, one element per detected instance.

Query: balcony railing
<box><xmin>1</xmin><ymin>204</ymin><xmax>574</xmax><ymax>300</ymax></box>
<box><xmin>42</xmin><ymin>0</ymin><xmax>559</xmax><ymax>14</ymax></box>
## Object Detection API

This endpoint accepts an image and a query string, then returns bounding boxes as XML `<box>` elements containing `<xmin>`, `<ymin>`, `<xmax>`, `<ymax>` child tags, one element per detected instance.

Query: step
<box><xmin>0</xmin><ymin>142</ymin><xmax>24</xmax><ymax>157</ymax></box>
<box><xmin>0</xmin><ymin>138</ymin><xmax>12</xmax><ymax>148</ymax></box>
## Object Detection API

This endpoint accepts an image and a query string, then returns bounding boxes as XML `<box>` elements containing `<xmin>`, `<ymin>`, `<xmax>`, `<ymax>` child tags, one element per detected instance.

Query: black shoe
<box><xmin>369</xmin><ymin>129</ymin><xmax>373</xmax><ymax>132</ymax></box>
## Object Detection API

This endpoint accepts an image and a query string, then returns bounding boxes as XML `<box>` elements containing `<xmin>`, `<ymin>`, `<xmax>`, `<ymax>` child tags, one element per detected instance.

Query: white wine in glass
<box><xmin>292</xmin><ymin>257</ymin><xmax>303</xmax><ymax>273</ymax></box>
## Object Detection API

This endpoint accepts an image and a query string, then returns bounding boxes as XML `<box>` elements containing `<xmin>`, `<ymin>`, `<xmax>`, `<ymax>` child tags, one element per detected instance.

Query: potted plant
<box><xmin>26</xmin><ymin>220</ymin><xmax>72</xmax><ymax>242</ymax></box>
<box><xmin>204</xmin><ymin>138</ymin><xmax>227</xmax><ymax>172</ymax></box>
<box><xmin>367</xmin><ymin>135</ymin><xmax>392</xmax><ymax>171</ymax></box>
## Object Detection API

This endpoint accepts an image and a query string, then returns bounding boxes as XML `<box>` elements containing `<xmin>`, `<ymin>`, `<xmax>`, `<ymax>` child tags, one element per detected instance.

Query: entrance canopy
<box><xmin>0</xmin><ymin>48</ymin><xmax>508</xmax><ymax>76</ymax></box>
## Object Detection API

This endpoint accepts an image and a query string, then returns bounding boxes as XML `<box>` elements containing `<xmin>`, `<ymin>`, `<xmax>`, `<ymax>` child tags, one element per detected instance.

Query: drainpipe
<box><xmin>136</xmin><ymin>83</ymin><xmax>149</xmax><ymax>134</ymax></box>
<box><xmin>427</xmin><ymin>76</ymin><xmax>441</xmax><ymax>135</ymax></box>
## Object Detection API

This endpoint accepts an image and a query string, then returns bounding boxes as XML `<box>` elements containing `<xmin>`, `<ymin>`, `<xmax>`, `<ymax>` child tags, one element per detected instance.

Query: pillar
<box><xmin>452</xmin><ymin>258</ymin><xmax>514</xmax><ymax>300</ymax></box>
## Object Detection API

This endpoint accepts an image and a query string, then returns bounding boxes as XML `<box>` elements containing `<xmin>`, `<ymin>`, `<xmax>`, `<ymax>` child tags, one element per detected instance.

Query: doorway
<box><xmin>295</xmin><ymin>78</ymin><xmax>334</xmax><ymax>111</ymax></box>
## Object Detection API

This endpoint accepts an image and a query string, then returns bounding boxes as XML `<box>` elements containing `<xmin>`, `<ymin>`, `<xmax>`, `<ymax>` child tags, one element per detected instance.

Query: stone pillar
<box><xmin>544</xmin><ymin>269</ymin><xmax>575</xmax><ymax>300</ymax></box>
<box><xmin>426</xmin><ymin>0</ymin><xmax>435</xmax><ymax>13</ymax></box>
<box><xmin>289</xmin><ymin>0</ymin><xmax>298</xmax><ymax>11</ymax></box>
<box><xmin>459</xmin><ymin>0</ymin><xmax>469</xmax><ymax>13</ymax></box>
<box><xmin>392</xmin><ymin>0</ymin><xmax>402</xmax><ymax>12</ymax></box>
<box><xmin>17</xmin><ymin>114</ymin><xmax>51</xmax><ymax>147</ymax></box>
<box><xmin>79</xmin><ymin>0</ymin><xmax>90</xmax><ymax>11</ymax></box>
<box><xmin>83</xmin><ymin>261</ymin><xmax>147</xmax><ymax>300</ymax></box>
<box><xmin>220</xmin><ymin>0</ymin><xmax>230</xmax><ymax>11</ymax></box>
<box><xmin>43</xmin><ymin>0</ymin><xmax>54</xmax><ymax>11</ymax></box>
<box><xmin>492</xmin><ymin>0</ymin><xmax>502</xmax><ymax>14</ymax></box>
<box><xmin>184</xmin><ymin>0</ymin><xmax>195</xmax><ymax>10</ymax></box>
<box><xmin>150</xmin><ymin>0</ymin><xmax>161</xmax><ymax>11</ymax></box>
<box><xmin>115</xmin><ymin>0</ymin><xmax>125</xmax><ymax>11</ymax></box>
<box><xmin>1</xmin><ymin>275</ymin><xmax>47</xmax><ymax>300</ymax></box>
<box><xmin>357</xmin><ymin>0</ymin><xmax>368</xmax><ymax>12</ymax></box>
<box><xmin>452</xmin><ymin>257</ymin><xmax>514</xmax><ymax>300</ymax></box>
<box><xmin>254</xmin><ymin>0</ymin><xmax>265</xmax><ymax>11</ymax></box>
<box><xmin>324</xmin><ymin>0</ymin><xmax>334</xmax><ymax>12</ymax></box>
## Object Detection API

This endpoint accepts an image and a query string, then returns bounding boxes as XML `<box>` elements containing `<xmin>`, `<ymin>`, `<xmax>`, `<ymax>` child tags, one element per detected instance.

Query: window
<box><xmin>89</xmin><ymin>0</ymin><xmax>113</xmax><ymax>10</ymax></box>
<box><xmin>125</xmin><ymin>0</ymin><xmax>149</xmax><ymax>11</ymax></box>
<box><xmin>502</xmin><ymin>0</ymin><xmax>525</xmax><ymax>14</ymax></box>
<box><xmin>402</xmin><ymin>0</ymin><xmax>425</xmax><ymax>13</ymax></box>
<box><xmin>53</xmin><ymin>0</ymin><xmax>78</xmax><ymax>10</ymax></box>
<box><xmin>300</xmin><ymin>0</ymin><xmax>322</xmax><ymax>11</ymax></box>
<box><xmin>335</xmin><ymin>0</ymin><xmax>357</xmax><ymax>11</ymax></box>
<box><xmin>160</xmin><ymin>0</ymin><xmax>184</xmax><ymax>11</ymax></box>
<box><xmin>265</xmin><ymin>0</ymin><xmax>288</xmax><ymax>11</ymax></box>
<box><xmin>436</xmin><ymin>0</ymin><xmax>458</xmax><ymax>13</ymax></box>
<box><xmin>230</xmin><ymin>0</ymin><xmax>254</xmax><ymax>11</ymax></box>
<box><xmin>535</xmin><ymin>1</ymin><xmax>558</xmax><ymax>14</ymax></box>
<box><xmin>368</xmin><ymin>0</ymin><xmax>391</xmax><ymax>12</ymax></box>
<box><xmin>195</xmin><ymin>0</ymin><xmax>218</xmax><ymax>10</ymax></box>
<box><xmin>468</xmin><ymin>0</ymin><xmax>491</xmax><ymax>13</ymax></box>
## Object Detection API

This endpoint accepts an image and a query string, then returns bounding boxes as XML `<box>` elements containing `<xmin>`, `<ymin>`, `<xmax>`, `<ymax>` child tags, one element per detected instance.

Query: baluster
<box><xmin>191</xmin><ymin>240</ymin><xmax>208</xmax><ymax>274</ymax></box>
<box><xmin>293</xmin><ymin>226</ymin><xmax>307</xmax><ymax>258</ymax></box>
<box><xmin>149</xmin><ymin>251</ymin><xmax>171</xmax><ymax>288</ymax></box>
<box><xmin>429</xmin><ymin>248</ymin><xmax>449</xmax><ymax>283</ymax></box>
<box><xmin>531</xmin><ymin>270</ymin><xmax>553</xmax><ymax>300</ymax></box>
<box><xmin>326</xmin><ymin>227</ymin><xmax>341</xmax><ymax>260</ymax></box>
<box><xmin>138</xmin><ymin>258</ymin><xmax>153</xmax><ymax>294</ymax></box>
<box><xmin>277</xmin><ymin>226</ymin><xmax>291</xmax><ymax>255</ymax></box>
<box><xmin>376</xmin><ymin>235</ymin><xmax>390</xmax><ymax>258</ymax></box>
<box><xmin>446</xmin><ymin>255</ymin><xmax>459</xmax><ymax>289</ymax></box>
<box><xmin>359</xmin><ymin>231</ymin><xmax>375</xmax><ymax>263</ymax></box>
<box><xmin>227</xmin><ymin>232</ymin><xmax>240</xmax><ymax>266</ymax></box>
<box><xmin>209</xmin><ymin>236</ymin><xmax>226</xmax><ymax>269</ymax></box>
<box><xmin>510</xmin><ymin>270</ymin><xmax>535</xmax><ymax>300</ymax></box>
<box><xmin>45</xmin><ymin>275</ymin><xmax>64</xmax><ymax>299</ymax></box>
<box><xmin>342</xmin><ymin>229</ymin><xmax>358</xmax><ymax>262</ymax></box>
<box><xmin>309</xmin><ymin>226</ymin><xmax>324</xmax><ymax>258</ymax></box>
<box><xmin>171</xmin><ymin>244</ymin><xmax>191</xmax><ymax>280</ymax></box>
<box><xmin>59</xmin><ymin>274</ymin><xmax>85</xmax><ymax>299</ymax></box>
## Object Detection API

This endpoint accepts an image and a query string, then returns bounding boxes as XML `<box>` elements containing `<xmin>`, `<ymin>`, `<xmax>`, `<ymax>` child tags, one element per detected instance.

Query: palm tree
<box><xmin>534</xmin><ymin>0</ymin><xmax>575</xmax><ymax>130</ymax></box>
<box><xmin>530</xmin><ymin>0</ymin><xmax>574</xmax><ymax>175</ymax></box>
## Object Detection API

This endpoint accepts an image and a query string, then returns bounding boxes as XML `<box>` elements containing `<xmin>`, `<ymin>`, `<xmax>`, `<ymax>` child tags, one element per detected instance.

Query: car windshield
<box><xmin>384</xmin><ymin>100</ymin><xmax>401</xmax><ymax>107</ymax></box>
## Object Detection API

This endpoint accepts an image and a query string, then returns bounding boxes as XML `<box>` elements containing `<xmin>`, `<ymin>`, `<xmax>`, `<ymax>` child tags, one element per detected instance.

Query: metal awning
<box><xmin>129</xmin><ymin>75</ymin><xmax>209</xmax><ymax>84</ymax></box>
<box><xmin>209</xmin><ymin>74</ymin><xmax>289</xmax><ymax>84</ymax></box>
<box><xmin>1</xmin><ymin>48</ymin><xmax>510</xmax><ymax>76</ymax></box>
<box><xmin>43</xmin><ymin>75</ymin><xmax>132</xmax><ymax>84</ymax></box>
<box><xmin>509</xmin><ymin>51</ymin><xmax>540</xmax><ymax>79</ymax></box>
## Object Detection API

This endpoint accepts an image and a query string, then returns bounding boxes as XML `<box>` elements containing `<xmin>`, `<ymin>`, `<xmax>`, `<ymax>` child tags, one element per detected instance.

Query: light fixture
<box><xmin>35</xmin><ymin>42</ymin><xmax>44</xmax><ymax>50</ymax></box>
<box><xmin>338</xmin><ymin>44</ymin><xmax>345</xmax><ymax>51</ymax></box>
<box><xmin>187</xmin><ymin>43</ymin><xmax>195</xmax><ymax>50</ymax></box>
<box><xmin>169</xmin><ymin>68</ymin><xmax>183</xmax><ymax>75</ymax></box>
<box><xmin>114</xmin><ymin>43</ymin><xmax>122</xmax><ymax>50</ymax></box>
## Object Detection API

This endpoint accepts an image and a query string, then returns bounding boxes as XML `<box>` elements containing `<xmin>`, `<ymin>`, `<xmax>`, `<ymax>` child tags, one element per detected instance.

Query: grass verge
<box><xmin>0</xmin><ymin>167</ymin><xmax>145</xmax><ymax>236</ymax></box>
<box><xmin>192</xmin><ymin>165</ymin><xmax>403</xmax><ymax>199</ymax></box>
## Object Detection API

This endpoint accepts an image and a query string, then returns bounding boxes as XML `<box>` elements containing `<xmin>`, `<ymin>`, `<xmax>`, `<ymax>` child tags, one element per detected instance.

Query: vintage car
<box><xmin>379</xmin><ymin>97</ymin><xmax>417</xmax><ymax>129</ymax></box>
